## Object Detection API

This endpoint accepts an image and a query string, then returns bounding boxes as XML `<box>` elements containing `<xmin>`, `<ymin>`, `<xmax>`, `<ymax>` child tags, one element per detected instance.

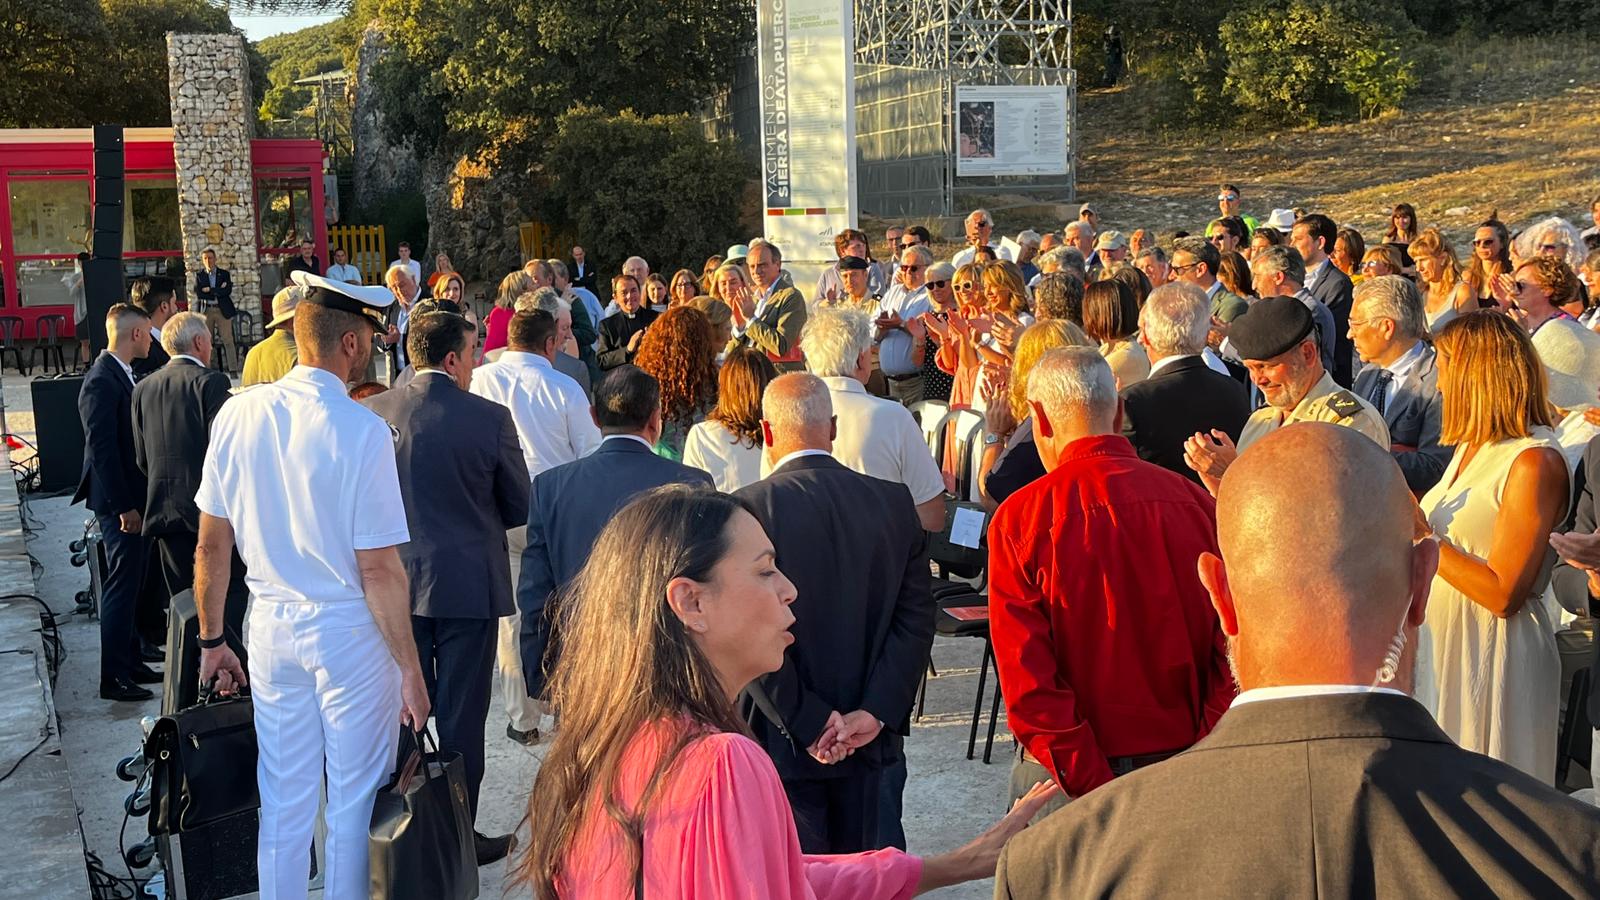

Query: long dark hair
<box><xmin>1385</xmin><ymin>203</ymin><xmax>1419</xmax><ymax>243</ymax></box>
<box><xmin>516</xmin><ymin>486</ymin><xmax>753</xmax><ymax>899</ymax></box>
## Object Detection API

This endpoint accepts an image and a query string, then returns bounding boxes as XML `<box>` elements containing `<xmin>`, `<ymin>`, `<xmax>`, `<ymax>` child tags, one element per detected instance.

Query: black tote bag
<box><xmin>143</xmin><ymin>688</ymin><xmax>259</xmax><ymax>836</ymax></box>
<box><xmin>369</xmin><ymin>728</ymin><xmax>478</xmax><ymax>900</ymax></box>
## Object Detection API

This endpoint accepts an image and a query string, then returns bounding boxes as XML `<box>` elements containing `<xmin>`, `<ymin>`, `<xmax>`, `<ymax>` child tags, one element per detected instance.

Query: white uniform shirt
<box><xmin>194</xmin><ymin>365</ymin><xmax>410</xmax><ymax>604</ymax></box>
<box><xmin>469</xmin><ymin>350</ymin><xmax>601</xmax><ymax>480</ymax></box>
<box><xmin>810</xmin><ymin>375</ymin><xmax>945</xmax><ymax>504</ymax></box>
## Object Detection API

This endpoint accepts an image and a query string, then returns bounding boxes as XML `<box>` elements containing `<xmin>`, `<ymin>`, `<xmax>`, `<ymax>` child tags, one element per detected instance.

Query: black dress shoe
<box><xmin>130</xmin><ymin>664</ymin><xmax>163</xmax><ymax>685</ymax></box>
<box><xmin>140</xmin><ymin>645</ymin><xmax>166</xmax><ymax>663</ymax></box>
<box><xmin>505</xmin><ymin>723</ymin><xmax>539</xmax><ymax>746</ymax></box>
<box><xmin>474</xmin><ymin>831</ymin><xmax>515</xmax><ymax>866</ymax></box>
<box><xmin>100</xmin><ymin>678</ymin><xmax>154</xmax><ymax>702</ymax></box>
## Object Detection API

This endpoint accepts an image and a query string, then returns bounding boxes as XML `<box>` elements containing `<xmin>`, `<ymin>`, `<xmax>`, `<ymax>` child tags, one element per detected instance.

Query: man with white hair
<box><xmin>875</xmin><ymin>244</ymin><xmax>935</xmax><ymax>406</ymax></box>
<box><xmin>735</xmin><ymin>372</ymin><xmax>933</xmax><ymax>854</ymax></box>
<box><xmin>952</xmin><ymin>208</ymin><xmax>1014</xmax><ymax>267</ymax></box>
<box><xmin>989</xmin><ymin>346</ymin><xmax>1233</xmax><ymax>818</ymax></box>
<box><xmin>1348</xmin><ymin>275</ymin><xmax>1449</xmax><ymax>494</ymax></box>
<box><xmin>518</xmin><ymin>286</ymin><xmax>592</xmax><ymax>395</ymax></box>
<box><xmin>1065</xmin><ymin>220</ymin><xmax>1097</xmax><ymax>273</ymax></box>
<box><xmin>799</xmin><ymin>307</ymin><xmax>946</xmax><ymax>531</ymax></box>
<box><xmin>1016</xmin><ymin>229</ymin><xmax>1043</xmax><ymax>281</ymax></box>
<box><xmin>1248</xmin><ymin>245</ymin><xmax>1337</xmax><ymax>375</ymax></box>
<box><xmin>1121</xmin><ymin>284</ymin><xmax>1251</xmax><ymax>482</ymax></box>
<box><xmin>132</xmin><ymin>311</ymin><xmax>237</xmax><ymax>620</ymax></box>
<box><xmin>382</xmin><ymin>261</ymin><xmax>422</xmax><ymax>372</ymax></box>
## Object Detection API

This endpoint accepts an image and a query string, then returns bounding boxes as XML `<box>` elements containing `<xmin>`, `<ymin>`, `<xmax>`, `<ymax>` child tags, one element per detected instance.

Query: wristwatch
<box><xmin>983</xmin><ymin>431</ymin><xmax>1005</xmax><ymax>446</ymax></box>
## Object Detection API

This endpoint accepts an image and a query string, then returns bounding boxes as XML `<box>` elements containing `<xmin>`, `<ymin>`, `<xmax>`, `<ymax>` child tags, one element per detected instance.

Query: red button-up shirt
<box><xmin>988</xmin><ymin>434</ymin><xmax>1235</xmax><ymax>798</ymax></box>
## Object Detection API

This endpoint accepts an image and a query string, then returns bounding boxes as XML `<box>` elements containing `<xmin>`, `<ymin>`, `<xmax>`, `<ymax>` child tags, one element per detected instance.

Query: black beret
<box><xmin>838</xmin><ymin>255</ymin><xmax>871</xmax><ymax>271</ymax></box>
<box><xmin>1230</xmin><ymin>296</ymin><xmax>1315</xmax><ymax>361</ymax></box>
<box><xmin>412</xmin><ymin>298</ymin><xmax>462</xmax><ymax>317</ymax></box>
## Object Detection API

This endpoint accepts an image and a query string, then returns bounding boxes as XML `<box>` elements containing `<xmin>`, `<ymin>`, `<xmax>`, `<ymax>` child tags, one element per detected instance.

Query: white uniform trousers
<box><xmin>248</xmin><ymin>600</ymin><xmax>401</xmax><ymax>900</ymax></box>
<box><xmin>499</xmin><ymin>525</ymin><xmax>542</xmax><ymax>730</ymax></box>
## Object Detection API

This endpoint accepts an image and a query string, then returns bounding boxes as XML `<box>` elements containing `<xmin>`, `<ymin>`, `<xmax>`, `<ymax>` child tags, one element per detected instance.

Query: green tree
<box><xmin>255</xmin><ymin>17</ymin><xmax>357</xmax><ymax>128</ymax></box>
<box><xmin>537</xmin><ymin>107</ymin><xmax>753</xmax><ymax>272</ymax></box>
<box><xmin>0</xmin><ymin>0</ymin><xmax>113</xmax><ymax>127</ymax></box>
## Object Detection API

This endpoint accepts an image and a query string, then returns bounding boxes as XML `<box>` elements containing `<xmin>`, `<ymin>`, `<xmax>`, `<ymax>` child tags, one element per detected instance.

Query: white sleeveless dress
<box><xmin>1415</xmin><ymin>428</ymin><xmax>1566</xmax><ymax>783</ymax></box>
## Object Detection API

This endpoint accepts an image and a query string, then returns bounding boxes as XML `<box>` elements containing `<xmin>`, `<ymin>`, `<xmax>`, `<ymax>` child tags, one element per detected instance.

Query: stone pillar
<box><xmin>166</xmin><ymin>33</ymin><xmax>262</xmax><ymax>324</ymax></box>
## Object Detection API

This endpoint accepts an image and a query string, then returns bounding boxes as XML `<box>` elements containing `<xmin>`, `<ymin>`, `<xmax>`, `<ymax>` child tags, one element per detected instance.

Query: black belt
<box><xmin>1021</xmin><ymin>746</ymin><xmax>1185</xmax><ymax>778</ymax></box>
<box><xmin>884</xmin><ymin>371</ymin><xmax>922</xmax><ymax>382</ymax></box>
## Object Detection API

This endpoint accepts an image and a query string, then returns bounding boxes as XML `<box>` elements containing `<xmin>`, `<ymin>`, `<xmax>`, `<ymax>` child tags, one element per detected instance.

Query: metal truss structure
<box><xmin>853</xmin><ymin>0</ymin><xmax>1075</xmax><ymax>216</ymax></box>
<box><xmin>209</xmin><ymin>0</ymin><xmax>350</xmax><ymax>15</ymax></box>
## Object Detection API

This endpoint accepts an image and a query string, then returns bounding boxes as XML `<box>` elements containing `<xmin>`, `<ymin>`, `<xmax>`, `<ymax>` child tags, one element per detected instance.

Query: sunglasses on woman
<box><xmin>927</xmin><ymin>279</ymin><xmax>950</xmax><ymax>289</ymax></box>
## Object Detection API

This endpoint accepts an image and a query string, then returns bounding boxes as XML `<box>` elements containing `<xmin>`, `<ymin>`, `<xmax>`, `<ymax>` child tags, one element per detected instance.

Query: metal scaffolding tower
<box><xmin>853</xmin><ymin>0</ymin><xmax>1075</xmax><ymax>216</ymax></box>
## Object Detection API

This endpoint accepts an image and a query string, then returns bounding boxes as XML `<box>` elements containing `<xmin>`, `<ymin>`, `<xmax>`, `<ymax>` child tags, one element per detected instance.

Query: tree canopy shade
<box><xmin>371</xmin><ymin>0</ymin><xmax>753</xmax><ymax>155</ymax></box>
<box><xmin>0</xmin><ymin>0</ymin><xmax>261</xmax><ymax>128</ymax></box>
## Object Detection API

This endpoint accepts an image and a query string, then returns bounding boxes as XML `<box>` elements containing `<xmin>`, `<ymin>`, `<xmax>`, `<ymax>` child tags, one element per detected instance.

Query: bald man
<box><xmin>734</xmin><ymin>373</ymin><xmax>933</xmax><ymax>855</ymax></box>
<box><xmin>996</xmin><ymin>423</ymin><xmax>1600</xmax><ymax>898</ymax></box>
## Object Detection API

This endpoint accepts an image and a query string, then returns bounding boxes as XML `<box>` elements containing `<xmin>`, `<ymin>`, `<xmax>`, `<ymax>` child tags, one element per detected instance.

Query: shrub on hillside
<box><xmin>537</xmin><ymin>107</ymin><xmax>754</xmax><ymax>272</ymax></box>
<box><xmin>1220</xmin><ymin>0</ymin><xmax>1423</xmax><ymax>125</ymax></box>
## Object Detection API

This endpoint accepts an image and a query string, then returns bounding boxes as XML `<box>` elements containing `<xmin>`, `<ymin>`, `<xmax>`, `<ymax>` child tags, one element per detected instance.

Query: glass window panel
<box><xmin>124</xmin><ymin>177</ymin><xmax>182</xmax><ymax>253</ymax></box>
<box><xmin>17</xmin><ymin>258</ymin><xmax>80</xmax><ymax>309</ymax></box>
<box><xmin>9</xmin><ymin>179</ymin><xmax>91</xmax><ymax>256</ymax></box>
<box><xmin>256</xmin><ymin>177</ymin><xmax>313</xmax><ymax>251</ymax></box>
<box><xmin>120</xmin><ymin>255</ymin><xmax>190</xmax><ymax>307</ymax></box>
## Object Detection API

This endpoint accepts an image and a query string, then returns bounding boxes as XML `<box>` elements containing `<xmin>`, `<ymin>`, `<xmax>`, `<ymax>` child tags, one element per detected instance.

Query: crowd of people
<box><xmin>70</xmin><ymin>185</ymin><xmax>1600</xmax><ymax>897</ymax></box>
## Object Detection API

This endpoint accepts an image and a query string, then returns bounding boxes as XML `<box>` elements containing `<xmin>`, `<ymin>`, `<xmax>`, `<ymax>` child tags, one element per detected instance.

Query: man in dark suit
<box><xmin>363</xmin><ymin>310</ymin><xmax>528</xmax><ymax>865</ymax></box>
<box><xmin>1121</xmin><ymin>283</ymin><xmax>1249</xmax><ymax>482</ymax></box>
<box><xmin>596</xmin><ymin>275</ymin><xmax>659</xmax><ymax>370</ymax></box>
<box><xmin>1293</xmin><ymin>213</ymin><xmax>1356</xmax><ymax>387</ymax></box>
<box><xmin>1349</xmin><ymin>275</ymin><xmax>1450</xmax><ymax>494</ymax></box>
<box><xmin>128</xmin><ymin>275</ymin><xmax>176</xmax><ymax>379</ymax></box>
<box><xmin>130</xmin><ymin>311</ymin><xmax>238</xmax><ymax>634</ymax></box>
<box><xmin>568</xmin><ymin>244</ymin><xmax>598</xmax><ymax>293</ymax></box>
<box><xmin>1551</xmin><ymin>434</ymin><xmax>1600</xmax><ymax>787</ymax></box>
<box><xmin>996</xmin><ymin>424</ymin><xmax>1600</xmax><ymax>898</ymax></box>
<box><xmin>193</xmin><ymin>247</ymin><xmax>238</xmax><ymax>373</ymax></box>
<box><xmin>75</xmin><ymin>303</ymin><xmax>157</xmax><ymax>701</ymax></box>
<box><xmin>734</xmin><ymin>373</ymin><xmax>933</xmax><ymax>854</ymax></box>
<box><xmin>518</xmin><ymin>365</ymin><xmax>711</xmax><ymax>699</ymax></box>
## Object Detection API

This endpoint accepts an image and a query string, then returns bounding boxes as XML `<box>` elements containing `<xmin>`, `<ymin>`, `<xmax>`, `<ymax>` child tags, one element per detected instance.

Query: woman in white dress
<box><xmin>682</xmin><ymin>348</ymin><xmax>778</xmax><ymax>492</ymax></box>
<box><xmin>1410</xmin><ymin>228</ymin><xmax>1475</xmax><ymax>335</ymax></box>
<box><xmin>1414</xmin><ymin>311</ymin><xmax>1569</xmax><ymax>782</ymax></box>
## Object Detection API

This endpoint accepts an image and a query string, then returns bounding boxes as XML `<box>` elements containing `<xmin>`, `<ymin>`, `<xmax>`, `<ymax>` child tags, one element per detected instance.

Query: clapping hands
<box><xmin>806</xmin><ymin>709</ymin><xmax>884</xmax><ymax>764</ymax></box>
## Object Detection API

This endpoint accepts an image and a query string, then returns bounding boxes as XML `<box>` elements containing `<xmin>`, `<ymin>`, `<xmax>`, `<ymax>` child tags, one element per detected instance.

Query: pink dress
<box><xmin>557</xmin><ymin>725</ymin><xmax>922</xmax><ymax>898</ymax></box>
<box><xmin>482</xmin><ymin>305</ymin><xmax>514</xmax><ymax>354</ymax></box>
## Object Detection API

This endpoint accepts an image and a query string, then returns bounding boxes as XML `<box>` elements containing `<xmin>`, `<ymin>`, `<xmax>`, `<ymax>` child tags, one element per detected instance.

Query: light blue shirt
<box><xmin>875</xmin><ymin>283</ymin><xmax>932</xmax><ymax>376</ymax></box>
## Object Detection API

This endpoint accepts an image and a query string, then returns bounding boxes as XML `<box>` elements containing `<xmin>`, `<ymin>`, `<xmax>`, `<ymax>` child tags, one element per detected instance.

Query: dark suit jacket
<box><xmin>734</xmin><ymin>455</ymin><xmax>933</xmax><ymax>780</ymax></box>
<box><xmin>1308</xmin><ymin>261</ymin><xmax>1355</xmax><ymax>386</ymax></box>
<box><xmin>364</xmin><ymin>373</ymin><xmax>529</xmax><ymax>618</ymax></box>
<box><xmin>517</xmin><ymin>436</ymin><xmax>711</xmax><ymax>692</ymax></box>
<box><xmin>596</xmin><ymin>307</ymin><xmax>659</xmax><ymax>370</ymax></box>
<box><xmin>75</xmin><ymin>353</ymin><xmax>146</xmax><ymax>517</ymax></box>
<box><xmin>1351</xmin><ymin>343</ymin><xmax>1450</xmax><ymax>494</ymax></box>
<box><xmin>1553</xmin><ymin>435</ymin><xmax>1600</xmax><ymax>722</ymax></box>
<box><xmin>132</xmin><ymin>339</ymin><xmax>170</xmax><ymax>380</ymax></box>
<box><xmin>192</xmin><ymin>267</ymin><xmax>235</xmax><ymax>317</ymax></box>
<box><xmin>996</xmin><ymin>692</ymin><xmax>1600</xmax><ymax>898</ymax></box>
<box><xmin>130</xmin><ymin>357</ymin><xmax>232</xmax><ymax>536</ymax></box>
<box><xmin>1120</xmin><ymin>356</ymin><xmax>1249</xmax><ymax>483</ymax></box>
<box><xmin>569</xmin><ymin>258</ymin><xmax>598</xmax><ymax>292</ymax></box>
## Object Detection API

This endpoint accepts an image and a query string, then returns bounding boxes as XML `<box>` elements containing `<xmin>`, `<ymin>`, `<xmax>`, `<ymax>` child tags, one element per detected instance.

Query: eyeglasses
<box><xmin>901</xmin><ymin>264</ymin><xmax>925</xmax><ymax>272</ymax></box>
<box><xmin>1540</xmin><ymin>244</ymin><xmax>1567</xmax><ymax>253</ymax></box>
<box><xmin>1170</xmin><ymin>262</ymin><xmax>1200</xmax><ymax>274</ymax></box>
<box><xmin>1472</xmin><ymin>239</ymin><xmax>1497</xmax><ymax>247</ymax></box>
<box><xmin>900</xmin><ymin>240</ymin><xmax>920</xmax><ymax>248</ymax></box>
<box><xmin>1360</xmin><ymin>261</ymin><xmax>1384</xmax><ymax>271</ymax></box>
<box><xmin>1208</xmin><ymin>235</ymin><xmax>1228</xmax><ymax>244</ymax></box>
<box><xmin>927</xmin><ymin>279</ymin><xmax>950</xmax><ymax>289</ymax></box>
<box><xmin>954</xmin><ymin>281</ymin><xmax>977</xmax><ymax>291</ymax></box>
<box><xmin>1218</xmin><ymin>193</ymin><xmax>1239</xmax><ymax>202</ymax></box>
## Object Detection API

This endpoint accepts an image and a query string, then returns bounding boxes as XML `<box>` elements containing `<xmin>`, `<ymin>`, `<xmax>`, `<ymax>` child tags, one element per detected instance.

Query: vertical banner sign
<box><xmin>757</xmin><ymin>0</ymin><xmax>857</xmax><ymax>264</ymax></box>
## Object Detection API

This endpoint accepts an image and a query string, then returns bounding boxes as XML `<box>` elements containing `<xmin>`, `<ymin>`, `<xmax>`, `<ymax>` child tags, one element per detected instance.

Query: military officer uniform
<box><xmin>1231</xmin><ymin>296</ymin><xmax>1389</xmax><ymax>453</ymax></box>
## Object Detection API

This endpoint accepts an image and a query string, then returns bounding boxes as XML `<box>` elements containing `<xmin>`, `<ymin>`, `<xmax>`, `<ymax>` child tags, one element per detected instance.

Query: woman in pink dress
<box><xmin>516</xmin><ymin>486</ymin><xmax>1055</xmax><ymax>898</ymax></box>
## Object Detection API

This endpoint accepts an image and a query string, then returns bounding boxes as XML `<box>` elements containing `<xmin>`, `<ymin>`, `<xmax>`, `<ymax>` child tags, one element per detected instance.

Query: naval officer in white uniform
<box><xmin>194</xmin><ymin>270</ymin><xmax>430</xmax><ymax>900</ymax></box>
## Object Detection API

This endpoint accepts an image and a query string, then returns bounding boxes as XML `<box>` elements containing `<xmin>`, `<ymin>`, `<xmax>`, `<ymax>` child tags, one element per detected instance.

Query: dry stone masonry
<box><xmin>166</xmin><ymin>33</ymin><xmax>263</xmax><ymax>324</ymax></box>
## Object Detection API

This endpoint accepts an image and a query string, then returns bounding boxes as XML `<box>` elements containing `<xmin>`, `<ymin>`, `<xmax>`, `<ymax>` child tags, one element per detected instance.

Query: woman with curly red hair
<box><xmin>634</xmin><ymin>306</ymin><xmax>720</xmax><ymax>459</ymax></box>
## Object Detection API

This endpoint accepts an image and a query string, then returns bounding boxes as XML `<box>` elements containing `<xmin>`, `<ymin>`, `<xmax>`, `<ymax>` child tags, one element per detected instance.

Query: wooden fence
<box><xmin>329</xmin><ymin>224</ymin><xmax>387</xmax><ymax>285</ymax></box>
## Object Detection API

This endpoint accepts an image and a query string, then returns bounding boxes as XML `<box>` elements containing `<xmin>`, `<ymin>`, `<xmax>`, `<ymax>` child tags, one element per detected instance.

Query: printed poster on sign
<box><xmin>756</xmin><ymin>0</ymin><xmax>858</xmax><ymax>263</ymax></box>
<box><xmin>955</xmin><ymin>85</ymin><xmax>1070</xmax><ymax>177</ymax></box>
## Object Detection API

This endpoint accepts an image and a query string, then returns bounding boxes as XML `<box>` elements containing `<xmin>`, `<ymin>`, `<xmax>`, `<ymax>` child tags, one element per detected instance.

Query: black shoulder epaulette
<box><xmin>1326</xmin><ymin>391</ymin><xmax>1363</xmax><ymax>418</ymax></box>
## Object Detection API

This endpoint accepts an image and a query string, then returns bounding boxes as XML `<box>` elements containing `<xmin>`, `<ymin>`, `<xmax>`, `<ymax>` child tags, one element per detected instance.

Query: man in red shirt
<box><xmin>989</xmin><ymin>346</ymin><xmax>1235</xmax><ymax>813</ymax></box>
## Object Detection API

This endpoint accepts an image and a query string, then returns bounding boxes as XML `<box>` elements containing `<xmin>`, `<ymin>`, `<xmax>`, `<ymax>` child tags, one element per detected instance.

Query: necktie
<box><xmin>1367</xmin><ymin>370</ymin><xmax>1393</xmax><ymax>416</ymax></box>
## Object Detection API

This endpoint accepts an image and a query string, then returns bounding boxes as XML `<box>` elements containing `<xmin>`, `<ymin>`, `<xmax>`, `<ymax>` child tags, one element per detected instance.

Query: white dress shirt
<box><xmin>876</xmin><ymin>283</ymin><xmax>933</xmax><ymax>376</ymax></box>
<box><xmin>769</xmin><ymin>447</ymin><xmax>833</xmax><ymax>471</ymax></box>
<box><xmin>101</xmin><ymin>350</ymin><xmax>135</xmax><ymax>385</ymax></box>
<box><xmin>469</xmin><ymin>350</ymin><xmax>600</xmax><ymax>480</ymax></box>
<box><xmin>389</xmin><ymin>258</ymin><xmax>421</xmax><ymax>284</ymax></box>
<box><xmin>682</xmin><ymin>419</ymin><xmax>765</xmax><ymax>492</ymax></box>
<box><xmin>801</xmin><ymin>376</ymin><xmax>945</xmax><ymax>504</ymax></box>
<box><xmin>194</xmin><ymin>365</ymin><xmax>411</xmax><ymax>605</ymax></box>
<box><xmin>326</xmin><ymin>262</ymin><xmax>362</xmax><ymax>284</ymax></box>
<box><xmin>1231</xmin><ymin>684</ymin><xmax>1408</xmax><ymax>707</ymax></box>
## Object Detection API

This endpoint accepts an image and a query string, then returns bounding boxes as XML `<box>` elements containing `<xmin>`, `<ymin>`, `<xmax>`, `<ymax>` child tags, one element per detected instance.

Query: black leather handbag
<box><xmin>143</xmin><ymin>688</ymin><xmax>258</xmax><ymax>836</ymax></box>
<box><xmin>369</xmin><ymin>728</ymin><xmax>478</xmax><ymax>900</ymax></box>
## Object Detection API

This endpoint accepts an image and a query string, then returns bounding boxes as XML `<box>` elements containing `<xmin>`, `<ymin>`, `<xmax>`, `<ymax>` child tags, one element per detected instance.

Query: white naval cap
<box><xmin>289</xmin><ymin>270</ymin><xmax>394</xmax><ymax>331</ymax></box>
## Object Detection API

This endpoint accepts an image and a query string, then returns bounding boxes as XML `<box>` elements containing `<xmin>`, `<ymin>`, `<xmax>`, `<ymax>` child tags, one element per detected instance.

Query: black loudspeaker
<box><xmin>158</xmin><ymin>590</ymin><xmax>260</xmax><ymax>899</ymax></box>
<box><xmin>30</xmin><ymin>376</ymin><xmax>84</xmax><ymax>495</ymax></box>
<box><xmin>87</xmin><ymin>125</ymin><xmax>125</xmax><ymax>357</ymax></box>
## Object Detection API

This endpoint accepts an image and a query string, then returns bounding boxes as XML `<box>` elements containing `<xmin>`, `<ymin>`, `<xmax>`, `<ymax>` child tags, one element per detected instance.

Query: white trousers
<box><xmin>500</xmin><ymin>525</ymin><xmax>541</xmax><ymax>730</ymax></box>
<box><xmin>248</xmin><ymin>601</ymin><xmax>400</xmax><ymax>900</ymax></box>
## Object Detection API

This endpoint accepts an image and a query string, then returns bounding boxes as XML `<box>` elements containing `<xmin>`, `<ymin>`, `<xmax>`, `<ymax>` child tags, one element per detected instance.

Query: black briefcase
<box><xmin>143</xmin><ymin>688</ymin><xmax>259</xmax><ymax>836</ymax></box>
<box><xmin>369</xmin><ymin>728</ymin><xmax>478</xmax><ymax>900</ymax></box>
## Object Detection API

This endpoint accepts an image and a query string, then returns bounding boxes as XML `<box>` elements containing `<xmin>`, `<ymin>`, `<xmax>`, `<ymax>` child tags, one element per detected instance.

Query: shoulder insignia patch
<box><xmin>1326</xmin><ymin>391</ymin><xmax>1363</xmax><ymax>418</ymax></box>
